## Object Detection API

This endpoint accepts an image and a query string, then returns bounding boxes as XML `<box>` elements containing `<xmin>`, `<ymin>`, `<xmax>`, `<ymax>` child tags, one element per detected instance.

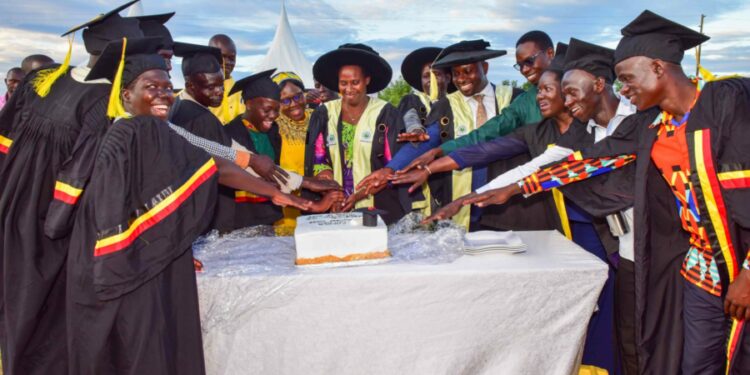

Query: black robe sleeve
<box><xmin>44</xmin><ymin>96</ymin><xmax>110</xmax><ymax>239</ymax></box>
<box><xmin>82</xmin><ymin>115</ymin><xmax>218</xmax><ymax>301</ymax></box>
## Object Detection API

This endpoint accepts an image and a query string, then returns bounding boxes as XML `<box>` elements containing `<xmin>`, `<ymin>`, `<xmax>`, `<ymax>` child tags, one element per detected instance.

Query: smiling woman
<box><xmin>306</xmin><ymin>43</ymin><xmax>411</xmax><ymax>224</ymax></box>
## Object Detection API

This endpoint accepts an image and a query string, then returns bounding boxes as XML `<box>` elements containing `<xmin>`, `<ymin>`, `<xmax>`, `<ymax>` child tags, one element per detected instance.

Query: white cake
<box><xmin>294</xmin><ymin>212</ymin><xmax>389</xmax><ymax>265</ymax></box>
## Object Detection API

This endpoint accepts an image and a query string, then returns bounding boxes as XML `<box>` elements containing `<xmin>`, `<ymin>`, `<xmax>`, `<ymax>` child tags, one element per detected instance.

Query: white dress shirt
<box><xmin>462</xmin><ymin>82</ymin><xmax>497</xmax><ymax>127</ymax></box>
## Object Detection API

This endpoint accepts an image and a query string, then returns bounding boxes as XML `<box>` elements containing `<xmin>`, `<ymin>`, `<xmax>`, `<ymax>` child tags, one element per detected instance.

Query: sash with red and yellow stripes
<box><xmin>0</xmin><ymin>135</ymin><xmax>12</xmax><ymax>154</ymax></box>
<box><xmin>94</xmin><ymin>158</ymin><xmax>217</xmax><ymax>257</ymax></box>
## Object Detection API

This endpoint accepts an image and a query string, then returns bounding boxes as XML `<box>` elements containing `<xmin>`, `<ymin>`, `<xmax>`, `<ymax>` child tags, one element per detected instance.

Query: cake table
<box><xmin>197</xmin><ymin>230</ymin><xmax>607</xmax><ymax>375</ymax></box>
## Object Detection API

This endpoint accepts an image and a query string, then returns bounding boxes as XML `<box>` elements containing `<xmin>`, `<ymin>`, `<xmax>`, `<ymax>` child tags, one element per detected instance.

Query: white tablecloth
<box><xmin>197</xmin><ymin>230</ymin><xmax>608</xmax><ymax>375</ymax></box>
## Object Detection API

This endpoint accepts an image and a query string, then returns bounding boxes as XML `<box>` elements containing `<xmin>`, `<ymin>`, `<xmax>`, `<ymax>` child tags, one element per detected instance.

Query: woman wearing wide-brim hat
<box><xmin>305</xmin><ymin>43</ymin><xmax>411</xmax><ymax>224</ymax></box>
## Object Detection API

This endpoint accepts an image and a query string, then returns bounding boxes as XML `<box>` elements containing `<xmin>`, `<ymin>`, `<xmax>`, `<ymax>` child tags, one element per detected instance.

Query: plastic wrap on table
<box><xmin>192</xmin><ymin>213</ymin><xmax>465</xmax><ymax>277</ymax></box>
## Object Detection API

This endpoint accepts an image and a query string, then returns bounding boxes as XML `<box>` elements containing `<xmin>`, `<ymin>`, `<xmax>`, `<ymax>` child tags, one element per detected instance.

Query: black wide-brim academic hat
<box><xmin>432</xmin><ymin>39</ymin><xmax>506</xmax><ymax>69</ymax></box>
<box><xmin>313</xmin><ymin>43</ymin><xmax>392</xmax><ymax>94</ymax></box>
<box><xmin>401</xmin><ymin>47</ymin><xmax>457</xmax><ymax>94</ymax></box>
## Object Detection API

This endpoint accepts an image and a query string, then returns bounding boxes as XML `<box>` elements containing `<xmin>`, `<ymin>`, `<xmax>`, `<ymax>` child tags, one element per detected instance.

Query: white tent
<box><xmin>125</xmin><ymin>1</ymin><xmax>144</xmax><ymax>17</ymax></box>
<box><xmin>255</xmin><ymin>1</ymin><xmax>315</xmax><ymax>88</ymax></box>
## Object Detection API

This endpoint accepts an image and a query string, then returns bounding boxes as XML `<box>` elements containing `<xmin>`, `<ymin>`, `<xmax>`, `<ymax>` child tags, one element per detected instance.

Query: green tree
<box><xmin>378</xmin><ymin>76</ymin><xmax>413</xmax><ymax>106</ymax></box>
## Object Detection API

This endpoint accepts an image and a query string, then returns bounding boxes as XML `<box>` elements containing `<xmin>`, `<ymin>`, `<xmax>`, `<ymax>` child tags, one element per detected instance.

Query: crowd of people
<box><xmin>0</xmin><ymin>0</ymin><xmax>749</xmax><ymax>374</ymax></box>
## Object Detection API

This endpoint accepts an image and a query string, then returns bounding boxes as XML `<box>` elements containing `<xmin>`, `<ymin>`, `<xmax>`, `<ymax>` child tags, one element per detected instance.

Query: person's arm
<box><xmin>213</xmin><ymin>157</ymin><xmax>311</xmax><ymax>211</ymax></box>
<box><xmin>520</xmin><ymin>154</ymin><xmax>636</xmax><ymax>195</ymax></box>
<box><xmin>440</xmin><ymin>90</ymin><xmax>538</xmax><ymax>154</ymax></box>
<box><xmin>474</xmin><ymin>144</ymin><xmax>576</xmax><ymax>193</ymax></box>
<box><xmin>385</xmin><ymin>123</ymin><xmax>441</xmax><ymax>171</ymax></box>
<box><xmin>168</xmin><ymin>122</ymin><xmax>246</xmax><ymax>167</ymax></box>
<box><xmin>449</xmin><ymin>133</ymin><xmax>529</xmax><ymax>169</ymax></box>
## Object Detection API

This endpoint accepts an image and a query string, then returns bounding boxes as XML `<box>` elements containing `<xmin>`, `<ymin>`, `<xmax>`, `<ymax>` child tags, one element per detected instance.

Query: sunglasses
<box><xmin>513</xmin><ymin>50</ymin><xmax>544</xmax><ymax>71</ymax></box>
<box><xmin>281</xmin><ymin>93</ymin><xmax>305</xmax><ymax>106</ymax></box>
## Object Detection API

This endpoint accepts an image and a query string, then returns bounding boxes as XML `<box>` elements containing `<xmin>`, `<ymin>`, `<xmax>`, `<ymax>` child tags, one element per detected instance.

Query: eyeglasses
<box><xmin>281</xmin><ymin>93</ymin><xmax>305</xmax><ymax>106</ymax></box>
<box><xmin>513</xmin><ymin>50</ymin><xmax>544</xmax><ymax>71</ymax></box>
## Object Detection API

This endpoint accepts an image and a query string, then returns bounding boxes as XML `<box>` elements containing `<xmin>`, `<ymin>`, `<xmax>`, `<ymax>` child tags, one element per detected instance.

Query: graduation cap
<box><xmin>313</xmin><ymin>43</ymin><xmax>392</xmax><ymax>94</ymax></box>
<box><xmin>86</xmin><ymin>37</ymin><xmax>168</xmax><ymax>118</ymax></box>
<box><xmin>272</xmin><ymin>71</ymin><xmax>305</xmax><ymax>90</ymax></box>
<box><xmin>230</xmin><ymin>69</ymin><xmax>280</xmax><ymax>102</ymax></box>
<box><xmin>62</xmin><ymin>0</ymin><xmax>144</xmax><ymax>55</ymax></box>
<box><xmin>431</xmin><ymin>39</ymin><xmax>507</xmax><ymax>69</ymax></box>
<box><xmin>563</xmin><ymin>38</ymin><xmax>615</xmax><ymax>84</ymax></box>
<box><xmin>614</xmin><ymin>10</ymin><xmax>710</xmax><ymax>65</ymax></box>
<box><xmin>31</xmin><ymin>0</ymin><xmax>143</xmax><ymax>98</ymax></box>
<box><xmin>174</xmin><ymin>42</ymin><xmax>223</xmax><ymax>77</ymax></box>
<box><xmin>131</xmin><ymin>12</ymin><xmax>175</xmax><ymax>50</ymax></box>
<box><xmin>547</xmin><ymin>42</ymin><xmax>568</xmax><ymax>73</ymax></box>
<box><xmin>400</xmin><ymin>47</ymin><xmax>457</xmax><ymax>95</ymax></box>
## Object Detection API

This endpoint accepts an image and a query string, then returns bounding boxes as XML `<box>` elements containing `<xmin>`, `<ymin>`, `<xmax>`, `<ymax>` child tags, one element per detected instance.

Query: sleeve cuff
<box><xmin>235</xmin><ymin>151</ymin><xmax>251</xmax><ymax>169</ymax></box>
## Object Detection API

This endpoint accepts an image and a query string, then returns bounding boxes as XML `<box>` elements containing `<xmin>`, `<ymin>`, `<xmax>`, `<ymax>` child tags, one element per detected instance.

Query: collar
<box><xmin>71</xmin><ymin>65</ymin><xmax>110</xmax><ymax>84</ymax></box>
<box><xmin>241</xmin><ymin>117</ymin><xmax>260</xmax><ymax>132</ymax></box>
<box><xmin>462</xmin><ymin>81</ymin><xmax>494</xmax><ymax>103</ymax></box>
<box><xmin>585</xmin><ymin>90</ymin><xmax>636</xmax><ymax>134</ymax></box>
<box><xmin>178</xmin><ymin>90</ymin><xmax>206</xmax><ymax>108</ymax></box>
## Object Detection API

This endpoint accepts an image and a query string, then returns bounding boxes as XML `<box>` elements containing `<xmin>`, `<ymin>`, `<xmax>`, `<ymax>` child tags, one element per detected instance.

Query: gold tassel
<box><xmin>428</xmin><ymin>69</ymin><xmax>439</xmax><ymax>101</ymax></box>
<box><xmin>31</xmin><ymin>34</ymin><xmax>74</xmax><ymax>97</ymax></box>
<box><xmin>106</xmin><ymin>38</ymin><xmax>129</xmax><ymax>119</ymax></box>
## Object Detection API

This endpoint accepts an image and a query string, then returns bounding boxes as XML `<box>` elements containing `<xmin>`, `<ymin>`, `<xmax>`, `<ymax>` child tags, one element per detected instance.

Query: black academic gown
<box><xmin>558</xmin><ymin>79</ymin><xmax>750</xmax><ymax>373</ymax></box>
<box><xmin>425</xmin><ymin>86</ymin><xmax>551</xmax><ymax>231</ymax></box>
<box><xmin>224</xmin><ymin>115</ymin><xmax>284</xmax><ymax>228</ymax></box>
<box><xmin>396</xmin><ymin>93</ymin><xmax>431</xmax><ymax>126</ymax></box>
<box><xmin>0</xmin><ymin>69</ymin><xmax>110</xmax><ymax>375</ymax></box>
<box><xmin>304</xmin><ymin>101</ymin><xmax>410</xmax><ymax>225</ymax></box>
<box><xmin>170</xmin><ymin>97</ymin><xmax>236</xmax><ymax>232</ymax></box>
<box><xmin>67</xmin><ymin>115</ymin><xmax>217</xmax><ymax>375</ymax></box>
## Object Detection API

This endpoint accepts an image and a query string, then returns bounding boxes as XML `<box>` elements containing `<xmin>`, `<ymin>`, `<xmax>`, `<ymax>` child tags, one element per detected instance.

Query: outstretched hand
<box><xmin>356</xmin><ymin>168</ymin><xmax>393</xmax><ymax>196</ymax></box>
<box><xmin>462</xmin><ymin>184</ymin><xmax>521</xmax><ymax>208</ymax></box>
<box><xmin>272</xmin><ymin>192</ymin><xmax>313</xmax><ymax>211</ymax></box>
<box><xmin>388</xmin><ymin>168</ymin><xmax>429</xmax><ymax>194</ymax></box>
<box><xmin>397</xmin><ymin>132</ymin><xmax>430</xmax><ymax>143</ymax></box>
<box><xmin>420</xmin><ymin>198</ymin><xmax>468</xmax><ymax>225</ymax></box>
<box><xmin>397</xmin><ymin>148</ymin><xmax>442</xmax><ymax>174</ymax></box>
<box><xmin>302</xmin><ymin>176</ymin><xmax>342</xmax><ymax>193</ymax></box>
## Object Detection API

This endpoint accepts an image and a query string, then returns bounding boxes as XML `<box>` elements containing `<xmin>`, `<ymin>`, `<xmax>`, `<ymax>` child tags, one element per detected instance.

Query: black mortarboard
<box><xmin>62</xmin><ymin>0</ymin><xmax>144</xmax><ymax>55</ymax></box>
<box><xmin>86</xmin><ymin>37</ymin><xmax>167</xmax><ymax>86</ymax></box>
<box><xmin>614</xmin><ymin>10</ymin><xmax>710</xmax><ymax>65</ymax></box>
<box><xmin>400</xmin><ymin>47</ymin><xmax>457</xmax><ymax>94</ymax></box>
<box><xmin>131</xmin><ymin>12</ymin><xmax>175</xmax><ymax>50</ymax></box>
<box><xmin>86</xmin><ymin>37</ymin><xmax>167</xmax><ymax>118</ymax></box>
<box><xmin>563</xmin><ymin>38</ymin><xmax>615</xmax><ymax>83</ymax></box>
<box><xmin>547</xmin><ymin>42</ymin><xmax>568</xmax><ymax>73</ymax></box>
<box><xmin>174</xmin><ymin>42</ymin><xmax>223</xmax><ymax>77</ymax></box>
<box><xmin>230</xmin><ymin>69</ymin><xmax>281</xmax><ymax>101</ymax></box>
<box><xmin>313</xmin><ymin>43</ymin><xmax>392</xmax><ymax>94</ymax></box>
<box><xmin>432</xmin><ymin>39</ymin><xmax>506</xmax><ymax>69</ymax></box>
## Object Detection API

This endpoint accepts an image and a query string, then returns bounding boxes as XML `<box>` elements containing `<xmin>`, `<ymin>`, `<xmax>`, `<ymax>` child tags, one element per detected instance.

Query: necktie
<box><xmin>474</xmin><ymin>94</ymin><xmax>487</xmax><ymax>127</ymax></box>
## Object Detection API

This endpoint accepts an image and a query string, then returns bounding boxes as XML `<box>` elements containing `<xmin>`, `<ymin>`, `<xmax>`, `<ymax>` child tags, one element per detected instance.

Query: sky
<box><xmin>0</xmin><ymin>0</ymin><xmax>748</xmax><ymax>91</ymax></box>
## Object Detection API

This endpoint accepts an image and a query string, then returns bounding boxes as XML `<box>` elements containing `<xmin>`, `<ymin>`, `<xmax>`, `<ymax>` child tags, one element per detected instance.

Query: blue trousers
<box><xmin>571</xmin><ymin>220</ymin><xmax>618</xmax><ymax>374</ymax></box>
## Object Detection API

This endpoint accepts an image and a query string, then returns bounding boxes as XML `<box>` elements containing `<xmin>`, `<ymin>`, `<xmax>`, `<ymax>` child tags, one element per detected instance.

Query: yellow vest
<box><xmin>445</xmin><ymin>84</ymin><xmax>513</xmax><ymax>228</ymax></box>
<box><xmin>210</xmin><ymin>77</ymin><xmax>246</xmax><ymax>124</ymax></box>
<box><xmin>324</xmin><ymin>98</ymin><xmax>388</xmax><ymax>209</ymax></box>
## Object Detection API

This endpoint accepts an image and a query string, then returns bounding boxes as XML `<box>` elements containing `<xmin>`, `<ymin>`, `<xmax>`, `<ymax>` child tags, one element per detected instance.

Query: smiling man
<box><xmin>169</xmin><ymin>42</ymin><xmax>238</xmax><ymax>232</ymax></box>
